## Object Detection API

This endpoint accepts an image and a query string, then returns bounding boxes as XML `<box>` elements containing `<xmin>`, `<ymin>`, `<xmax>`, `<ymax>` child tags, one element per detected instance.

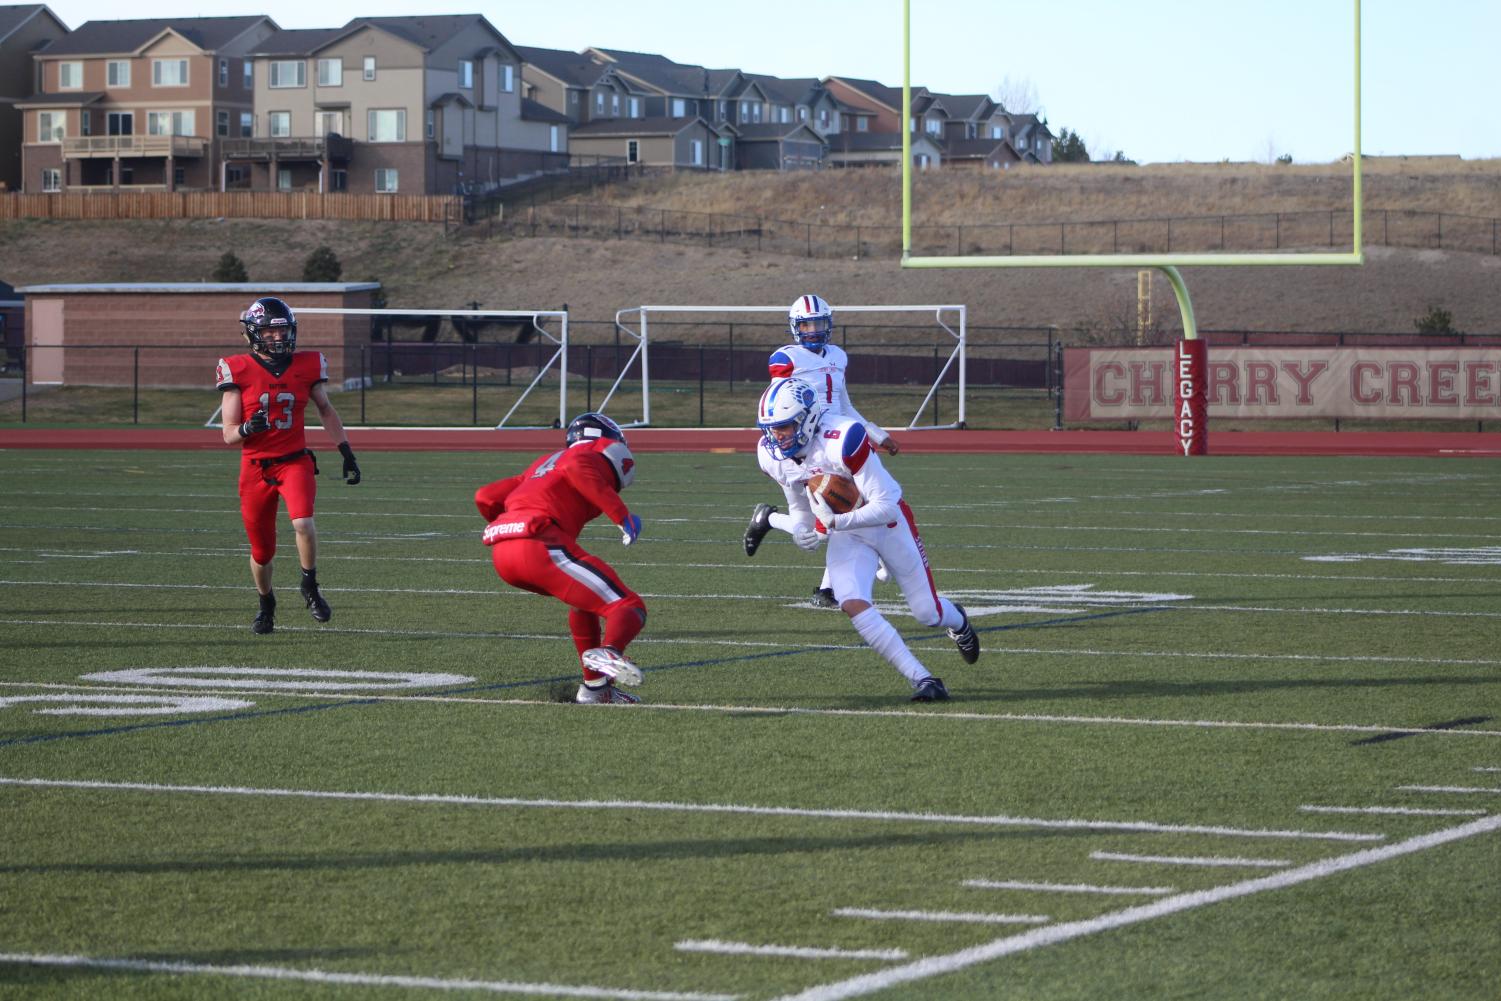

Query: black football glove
<box><xmin>338</xmin><ymin>441</ymin><xmax>361</xmax><ymax>485</ymax></box>
<box><xmin>238</xmin><ymin>410</ymin><xmax>270</xmax><ymax>439</ymax></box>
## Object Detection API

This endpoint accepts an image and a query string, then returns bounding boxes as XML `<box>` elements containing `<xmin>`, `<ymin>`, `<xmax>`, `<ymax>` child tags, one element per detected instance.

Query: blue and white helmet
<box><xmin>788</xmin><ymin>293</ymin><xmax>834</xmax><ymax>351</ymax></box>
<box><xmin>756</xmin><ymin>376</ymin><xmax>825</xmax><ymax>460</ymax></box>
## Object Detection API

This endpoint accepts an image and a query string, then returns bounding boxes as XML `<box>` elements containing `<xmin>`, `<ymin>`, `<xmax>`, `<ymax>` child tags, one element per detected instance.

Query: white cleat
<box><xmin>575</xmin><ymin>682</ymin><xmax>642</xmax><ymax>704</ymax></box>
<box><xmin>580</xmin><ymin>646</ymin><xmax>644</xmax><ymax>687</ymax></box>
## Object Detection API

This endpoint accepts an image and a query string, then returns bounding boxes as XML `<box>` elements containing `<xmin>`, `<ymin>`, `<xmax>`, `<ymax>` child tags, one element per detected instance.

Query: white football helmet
<box><xmin>756</xmin><ymin>376</ymin><xmax>825</xmax><ymax>460</ymax></box>
<box><xmin>788</xmin><ymin>293</ymin><xmax>834</xmax><ymax>351</ymax></box>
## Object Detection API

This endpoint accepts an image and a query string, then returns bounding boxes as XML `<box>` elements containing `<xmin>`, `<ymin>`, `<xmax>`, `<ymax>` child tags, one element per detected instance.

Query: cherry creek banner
<box><xmin>1064</xmin><ymin>346</ymin><xmax>1501</xmax><ymax>421</ymax></box>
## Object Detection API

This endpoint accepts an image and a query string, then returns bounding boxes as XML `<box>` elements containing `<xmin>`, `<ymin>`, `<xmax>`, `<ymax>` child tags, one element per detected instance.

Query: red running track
<box><xmin>2</xmin><ymin>427</ymin><xmax>1499</xmax><ymax>456</ymax></box>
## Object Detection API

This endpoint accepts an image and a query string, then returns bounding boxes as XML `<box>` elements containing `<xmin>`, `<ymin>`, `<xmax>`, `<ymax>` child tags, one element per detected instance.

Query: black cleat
<box><xmin>251</xmin><ymin>609</ymin><xmax>274</xmax><ymax>635</ymax></box>
<box><xmin>911</xmin><ymin>676</ymin><xmax>950</xmax><ymax>702</ymax></box>
<box><xmin>744</xmin><ymin>503</ymin><xmax>776</xmax><ymax>556</ymax></box>
<box><xmin>948</xmin><ymin>602</ymin><xmax>980</xmax><ymax>664</ymax></box>
<box><xmin>301</xmin><ymin>583</ymin><xmax>332</xmax><ymax>623</ymax></box>
<box><xmin>810</xmin><ymin>587</ymin><xmax>838</xmax><ymax>609</ymax></box>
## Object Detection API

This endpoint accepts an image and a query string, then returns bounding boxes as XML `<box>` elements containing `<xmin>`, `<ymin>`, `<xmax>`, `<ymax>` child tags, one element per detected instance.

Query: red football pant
<box><xmin>239</xmin><ymin>455</ymin><xmax>316</xmax><ymax>565</ymax></box>
<box><xmin>489</xmin><ymin>533</ymin><xmax>646</xmax><ymax>681</ymax></box>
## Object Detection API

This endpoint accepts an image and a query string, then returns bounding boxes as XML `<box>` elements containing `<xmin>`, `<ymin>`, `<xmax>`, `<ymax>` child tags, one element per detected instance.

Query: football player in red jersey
<box><xmin>216</xmin><ymin>296</ymin><xmax>361</xmax><ymax>635</ymax></box>
<box><xmin>475</xmin><ymin>413</ymin><xmax>648</xmax><ymax>704</ymax></box>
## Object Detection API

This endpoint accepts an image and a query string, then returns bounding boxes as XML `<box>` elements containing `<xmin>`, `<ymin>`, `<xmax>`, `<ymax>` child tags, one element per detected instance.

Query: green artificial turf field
<box><xmin>1</xmin><ymin>447</ymin><xmax>1498</xmax><ymax>1000</ymax></box>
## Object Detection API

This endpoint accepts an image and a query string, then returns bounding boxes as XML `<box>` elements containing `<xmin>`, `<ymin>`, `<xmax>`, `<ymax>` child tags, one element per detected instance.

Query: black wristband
<box><xmin>338</xmin><ymin>441</ymin><xmax>355</xmax><ymax>460</ymax></box>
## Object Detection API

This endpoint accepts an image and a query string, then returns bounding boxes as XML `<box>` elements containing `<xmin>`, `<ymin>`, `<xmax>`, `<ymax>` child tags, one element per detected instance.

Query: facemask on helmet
<box><xmin>241</xmin><ymin>297</ymin><xmax>297</xmax><ymax>357</ymax></box>
<box><xmin>756</xmin><ymin>377</ymin><xmax>824</xmax><ymax>460</ymax></box>
<box><xmin>788</xmin><ymin>293</ymin><xmax>834</xmax><ymax>351</ymax></box>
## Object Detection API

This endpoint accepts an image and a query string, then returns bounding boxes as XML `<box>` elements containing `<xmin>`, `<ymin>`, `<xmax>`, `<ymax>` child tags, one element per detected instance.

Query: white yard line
<box><xmin>0</xmin><ymin>776</ymin><xmax>1383</xmax><ymax>843</ymax></box>
<box><xmin>772</xmin><ymin>814</ymin><xmax>1501</xmax><ymax>1001</ymax></box>
<box><xmin>1090</xmin><ymin>852</ymin><xmax>1291</xmax><ymax>868</ymax></box>
<box><xmin>5</xmin><ymin>680</ymin><xmax>1501</xmax><ymax>741</ymax></box>
<box><xmin>962</xmin><ymin>879</ymin><xmax>1175</xmax><ymax>896</ymax></box>
<box><xmin>1299</xmin><ymin>805</ymin><xmax>1488</xmax><ymax>817</ymax></box>
<box><xmin>1473</xmin><ymin>766</ymin><xmax>1501</xmax><ymax>773</ymax></box>
<box><xmin>831</xmin><ymin>909</ymin><xmax>1049</xmax><ymax>926</ymax></box>
<box><xmin>0</xmin><ymin>953</ymin><xmax>735</xmax><ymax>1000</ymax></box>
<box><xmin>674</xmin><ymin>941</ymin><xmax>906</xmax><ymax>962</ymax></box>
<box><xmin>1396</xmin><ymin>784</ymin><xmax>1501</xmax><ymax>795</ymax></box>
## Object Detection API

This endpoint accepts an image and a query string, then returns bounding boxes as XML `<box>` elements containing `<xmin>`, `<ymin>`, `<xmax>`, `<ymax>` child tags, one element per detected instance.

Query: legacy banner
<box><xmin>1064</xmin><ymin>346</ymin><xmax>1501</xmax><ymax>421</ymax></box>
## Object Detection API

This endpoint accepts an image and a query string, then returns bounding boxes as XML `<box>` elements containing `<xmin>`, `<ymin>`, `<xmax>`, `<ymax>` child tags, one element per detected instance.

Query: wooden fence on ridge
<box><xmin>0</xmin><ymin>190</ymin><xmax>461</xmax><ymax>223</ymax></box>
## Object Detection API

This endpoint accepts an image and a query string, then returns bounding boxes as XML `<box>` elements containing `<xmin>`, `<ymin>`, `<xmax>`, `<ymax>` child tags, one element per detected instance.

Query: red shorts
<box><xmin>239</xmin><ymin>452</ymin><xmax>317</xmax><ymax>564</ymax></box>
<box><xmin>489</xmin><ymin>528</ymin><xmax>641</xmax><ymax>617</ymax></box>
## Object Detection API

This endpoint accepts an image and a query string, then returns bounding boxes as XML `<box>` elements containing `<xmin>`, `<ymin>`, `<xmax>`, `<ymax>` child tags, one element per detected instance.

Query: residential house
<box><xmin>941</xmin><ymin>138</ymin><xmax>1022</xmax><ymax>170</ymax></box>
<box><xmin>585</xmin><ymin>47</ymin><xmax>724</xmax><ymax>120</ymax></box>
<box><xmin>17</xmin><ymin>15</ymin><xmax>277</xmax><ymax>193</ymax></box>
<box><xmin>517</xmin><ymin>44</ymin><xmax>646</xmax><ymax>125</ymax></box>
<box><xmin>744</xmin><ymin>74</ymin><xmax>839</xmax><ymax>136</ymax></box>
<box><xmin>1008</xmin><ymin>112</ymin><xmax>1054</xmax><ymax>162</ymax></box>
<box><xmin>734</xmin><ymin>121</ymin><xmax>824</xmax><ymax>171</ymax></box>
<box><xmin>822</xmin><ymin>76</ymin><xmax>914</xmax><ymax>134</ymax></box>
<box><xmin>938</xmin><ymin>94</ymin><xmax>995</xmax><ymax>142</ymax></box>
<box><xmin>825</xmin><ymin>131</ymin><xmax>942</xmax><ymax>170</ymax></box>
<box><xmin>0</xmin><ymin>4</ymin><xmax>69</xmax><ymax>191</ymax></box>
<box><xmin>568</xmin><ymin>115</ymin><xmax>718</xmax><ymax>170</ymax></box>
<box><xmin>238</xmin><ymin>15</ymin><xmax>549</xmax><ymax>195</ymax></box>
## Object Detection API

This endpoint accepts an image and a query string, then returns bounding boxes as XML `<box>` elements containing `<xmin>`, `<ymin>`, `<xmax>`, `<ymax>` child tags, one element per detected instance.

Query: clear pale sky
<box><xmin>41</xmin><ymin>0</ymin><xmax>1501</xmax><ymax>164</ymax></box>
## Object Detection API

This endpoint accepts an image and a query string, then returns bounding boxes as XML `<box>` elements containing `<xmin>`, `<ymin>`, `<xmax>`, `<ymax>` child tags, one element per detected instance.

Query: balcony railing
<box><xmin>221</xmin><ymin>135</ymin><xmax>353</xmax><ymax>160</ymax></box>
<box><xmin>62</xmin><ymin>135</ymin><xmax>208</xmax><ymax>158</ymax></box>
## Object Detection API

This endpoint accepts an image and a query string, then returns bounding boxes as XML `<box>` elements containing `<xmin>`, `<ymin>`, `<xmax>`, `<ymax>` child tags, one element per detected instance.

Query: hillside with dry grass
<box><xmin>1</xmin><ymin>159</ymin><xmax>1497</xmax><ymax>343</ymax></box>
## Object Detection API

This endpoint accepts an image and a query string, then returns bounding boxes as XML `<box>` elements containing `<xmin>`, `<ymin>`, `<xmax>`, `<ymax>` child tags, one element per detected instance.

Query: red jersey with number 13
<box><xmin>215</xmin><ymin>351</ymin><xmax>329</xmax><ymax>460</ymax></box>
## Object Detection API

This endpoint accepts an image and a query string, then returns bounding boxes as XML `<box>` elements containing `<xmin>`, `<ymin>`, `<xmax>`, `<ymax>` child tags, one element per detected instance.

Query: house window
<box><xmin>216</xmin><ymin>110</ymin><xmax>229</xmax><ymax>136</ymax></box>
<box><xmin>219</xmin><ymin>59</ymin><xmax>228</xmax><ymax>86</ymax></box>
<box><xmin>671</xmin><ymin>98</ymin><xmax>686</xmax><ymax>116</ymax></box>
<box><xmin>41</xmin><ymin>168</ymin><xmax>61</xmax><ymax>192</ymax></box>
<box><xmin>316</xmin><ymin>111</ymin><xmax>341</xmax><ymax>136</ymax></box>
<box><xmin>502</xmin><ymin>64</ymin><xmax>513</xmax><ymax>92</ymax></box>
<box><xmin>226</xmin><ymin>166</ymin><xmax>245</xmax><ymax>185</ymax></box>
<box><xmin>363</xmin><ymin>56</ymin><xmax>376</xmax><ymax>80</ymax></box>
<box><xmin>798</xmin><ymin>107</ymin><xmax>807</xmax><ymax>121</ymax></box>
<box><xmin>549</xmin><ymin>124</ymin><xmax>558</xmax><ymax>153</ymax></box>
<box><xmin>925</xmin><ymin>117</ymin><xmax>942</xmax><ymax>136</ymax></box>
<box><xmin>629</xmin><ymin>97</ymin><xmax>640</xmax><ymax>117</ymax></box>
<box><xmin>990</xmin><ymin>125</ymin><xmax>1004</xmax><ymax>140</ymax></box>
<box><xmin>626</xmin><ymin>139</ymin><xmax>638</xmax><ymax>164</ymax></box>
<box><xmin>330</xmin><ymin>169</ymin><xmax>347</xmax><ymax>191</ymax></box>
<box><xmin>174</xmin><ymin>166</ymin><xmax>185</xmax><ymax>186</ymax></box>
<box><xmin>856</xmin><ymin>117</ymin><xmax>868</xmax><ymax>132</ymax></box>
<box><xmin>368</xmin><ymin>109</ymin><xmax>405</xmax><ymax>142</ymax></box>
<box><xmin>239</xmin><ymin>112</ymin><xmax>253</xmax><ymax>137</ymax></box>
<box><xmin>459</xmin><ymin>60</ymin><xmax>473</xmax><ymax>88</ymax></box>
<box><xmin>58</xmin><ymin>61</ymin><xmax>82</xmax><ymax>89</ymax></box>
<box><xmin>79</xmin><ymin>113</ymin><xmax>91</xmax><ymax>136</ymax></box>
<box><xmin>718</xmin><ymin>100</ymin><xmax>727</xmax><ymax>119</ymax></box>
<box><xmin>153</xmin><ymin>59</ymin><xmax>189</xmax><ymax>86</ymax></box>
<box><xmin>120</xmin><ymin>166</ymin><xmax>133</xmax><ymax>183</ymax></box>
<box><xmin>107</xmin><ymin>111</ymin><xmax>132</xmax><ymax>135</ymax></box>
<box><xmin>374</xmin><ymin>168</ymin><xmax>399</xmax><ymax>193</ymax></box>
<box><xmin>147</xmin><ymin>110</ymin><xmax>194</xmax><ymax>136</ymax></box>
<box><xmin>268</xmin><ymin>111</ymin><xmax>291</xmax><ymax>137</ymax></box>
<box><xmin>277</xmin><ymin>168</ymin><xmax>292</xmax><ymax>191</ymax></box>
<box><xmin>317</xmin><ymin>59</ymin><xmax>342</xmax><ymax>86</ymax></box>
<box><xmin>691</xmin><ymin>138</ymin><xmax>702</xmax><ymax>165</ymax></box>
<box><xmin>595</xmin><ymin>92</ymin><xmax>604</xmax><ymax>113</ymax></box>
<box><xmin>106</xmin><ymin>60</ymin><xmax>130</xmax><ymax>87</ymax></box>
<box><xmin>268</xmin><ymin>61</ymin><xmax>305</xmax><ymax>88</ymax></box>
<box><xmin>818</xmin><ymin>109</ymin><xmax>828</xmax><ymax>127</ymax></box>
<box><xmin>425</xmin><ymin>109</ymin><xmax>434</xmax><ymax>139</ymax></box>
<box><xmin>37</xmin><ymin>112</ymin><xmax>64</xmax><ymax>142</ymax></box>
<box><xmin>244</xmin><ymin>61</ymin><xmax>253</xmax><ymax>88</ymax></box>
<box><xmin>611</xmin><ymin>94</ymin><xmax>619</xmax><ymax>115</ymax></box>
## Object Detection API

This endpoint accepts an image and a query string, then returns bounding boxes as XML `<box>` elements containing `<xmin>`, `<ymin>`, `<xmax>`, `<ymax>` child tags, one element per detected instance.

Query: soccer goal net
<box><xmin>205</xmin><ymin>307</ymin><xmax>571</xmax><ymax>430</ymax></box>
<box><xmin>611</xmin><ymin>304</ymin><xmax>968</xmax><ymax>430</ymax></box>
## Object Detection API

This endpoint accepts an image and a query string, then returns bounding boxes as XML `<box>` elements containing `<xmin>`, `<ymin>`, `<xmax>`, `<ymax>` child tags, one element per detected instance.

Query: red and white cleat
<box><xmin>580</xmin><ymin>646</ymin><xmax>644</xmax><ymax>687</ymax></box>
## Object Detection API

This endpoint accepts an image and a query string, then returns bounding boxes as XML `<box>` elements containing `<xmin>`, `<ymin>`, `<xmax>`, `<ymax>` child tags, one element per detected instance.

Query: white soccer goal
<box><xmin>206</xmin><ymin>307</ymin><xmax>570</xmax><ymax>429</ymax></box>
<box><xmin>612</xmin><ymin>304</ymin><xmax>968</xmax><ymax>429</ymax></box>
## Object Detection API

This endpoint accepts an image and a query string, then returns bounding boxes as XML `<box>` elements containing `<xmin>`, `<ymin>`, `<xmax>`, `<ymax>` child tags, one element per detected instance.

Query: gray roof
<box><xmin>0</xmin><ymin>4</ymin><xmax>65</xmax><ymax>44</ymax></box>
<box><xmin>826</xmin><ymin>76</ymin><xmax>908</xmax><ymax>111</ymax></box>
<box><xmin>517</xmin><ymin>44</ymin><xmax>608</xmax><ymax>87</ymax></box>
<box><xmin>824</xmin><ymin>131</ymin><xmax>935</xmax><ymax>152</ymax></box>
<box><xmin>745</xmin><ymin>74</ymin><xmax>822</xmax><ymax>106</ymax></box>
<box><xmin>520</xmin><ymin>97</ymin><xmax>569</xmax><ymax>124</ymax></box>
<box><xmin>249</xmin><ymin>28</ymin><xmax>346</xmax><ymax>57</ymax></box>
<box><xmin>943</xmin><ymin>138</ymin><xmax>1020</xmax><ymax>159</ymax></box>
<box><xmin>39</xmin><ymin>16</ymin><xmax>267</xmax><ymax>56</ymax></box>
<box><xmin>589</xmin><ymin>47</ymin><xmax>718</xmax><ymax>97</ymax></box>
<box><xmin>570</xmin><ymin>115</ymin><xmax>703</xmax><ymax>138</ymax></box>
<box><xmin>345</xmin><ymin>14</ymin><xmax>513</xmax><ymax>57</ymax></box>
<box><xmin>734</xmin><ymin>122</ymin><xmax>823</xmax><ymax>143</ymax></box>
<box><xmin>15</xmin><ymin>89</ymin><xmax>103</xmax><ymax>107</ymax></box>
<box><xmin>936</xmin><ymin>93</ymin><xmax>993</xmax><ymax>119</ymax></box>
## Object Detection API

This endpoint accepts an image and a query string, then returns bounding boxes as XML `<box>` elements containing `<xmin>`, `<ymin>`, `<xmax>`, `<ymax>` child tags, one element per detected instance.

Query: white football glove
<box><xmin>792</xmin><ymin>525</ymin><xmax>824</xmax><ymax>551</ymax></box>
<box><xmin>808</xmin><ymin>491</ymin><xmax>840</xmax><ymax>532</ymax></box>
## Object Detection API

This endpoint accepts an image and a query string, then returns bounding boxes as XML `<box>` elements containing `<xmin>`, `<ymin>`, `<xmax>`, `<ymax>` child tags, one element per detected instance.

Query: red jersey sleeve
<box><xmin>563</xmin><ymin>450</ymin><xmax>630</xmax><ymax>526</ymax></box>
<box><xmin>475</xmin><ymin>475</ymin><xmax>522</xmax><ymax>521</ymax></box>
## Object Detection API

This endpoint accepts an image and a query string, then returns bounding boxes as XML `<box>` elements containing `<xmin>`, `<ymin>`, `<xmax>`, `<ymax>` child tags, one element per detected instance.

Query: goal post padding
<box><xmin>614</xmin><ymin>305</ymin><xmax>968</xmax><ymax>430</ymax></box>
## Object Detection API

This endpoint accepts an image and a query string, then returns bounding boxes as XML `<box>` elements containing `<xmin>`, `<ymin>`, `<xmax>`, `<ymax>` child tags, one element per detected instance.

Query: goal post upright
<box><xmin>621</xmin><ymin>304</ymin><xmax>968</xmax><ymax>430</ymax></box>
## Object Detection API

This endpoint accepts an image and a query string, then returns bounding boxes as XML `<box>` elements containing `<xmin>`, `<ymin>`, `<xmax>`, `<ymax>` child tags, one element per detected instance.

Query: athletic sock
<box><xmin>569</xmin><ymin>609</ymin><xmax>605</xmax><ymax>681</ymax></box>
<box><xmin>259</xmin><ymin>590</ymin><xmax>276</xmax><ymax>613</ymax></box>
<box><xmin>936</xmin><ymin>597</ymin><xmax>965</xmax><ymax>630</ymax></box>
<box><xmin>602</xmin><ymin>604</ymin><xmax>644</xmax><ymax>653</ymax></box>
<box><xmin>300</xmin><ymin>567</ymin><xmax>318</xmax><ymax>591</ymax></box>
<box><xmin>768</xmin><ymin>511</ymin><xmax>800</xmax><ymax>533</ymax></box>
<box><xmin>850</xmin><ymin>606</ymin><xmax>930</xmax><ymax>684</ymax></box>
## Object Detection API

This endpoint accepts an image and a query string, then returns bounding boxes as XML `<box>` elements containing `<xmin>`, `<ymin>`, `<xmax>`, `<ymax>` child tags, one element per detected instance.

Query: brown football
<box><xmin>807</xmin><ymin>472</ymin><xmax>860</xmax><ymax>514</ymax></box>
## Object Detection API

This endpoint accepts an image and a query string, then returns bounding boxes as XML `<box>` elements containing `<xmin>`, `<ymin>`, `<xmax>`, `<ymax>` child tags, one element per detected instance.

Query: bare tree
<box><xmin>993</xmin><ymin>75</ymin><xmax>1040</xmax><ymax>114</ymax></box>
